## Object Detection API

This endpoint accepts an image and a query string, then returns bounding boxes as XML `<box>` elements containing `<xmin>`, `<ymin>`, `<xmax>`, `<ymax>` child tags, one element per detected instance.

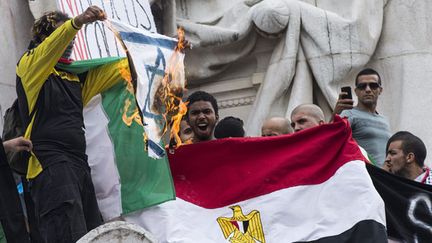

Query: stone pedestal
<box><xmin>77</xmin><ymin>221</ymin><xmax>157</xmax><ymax>243</ymax></box>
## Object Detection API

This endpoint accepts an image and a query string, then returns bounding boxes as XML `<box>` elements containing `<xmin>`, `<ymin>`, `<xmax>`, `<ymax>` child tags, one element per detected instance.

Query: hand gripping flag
<box><xmin>125</xmin><ymin>116</ymin><xmax>388</xmax><ymax>242</ymax></box>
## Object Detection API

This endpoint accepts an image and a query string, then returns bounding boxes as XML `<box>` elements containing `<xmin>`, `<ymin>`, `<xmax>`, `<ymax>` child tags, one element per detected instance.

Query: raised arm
<box><xmin>16</xmin><ymin>20</ymin><xmax>79</xmax><ymax>112</ymax></box>
<box><xmin>16</xmin><ymin>6</ymin><xmax>107</xmax><ymax>113</ymax></box>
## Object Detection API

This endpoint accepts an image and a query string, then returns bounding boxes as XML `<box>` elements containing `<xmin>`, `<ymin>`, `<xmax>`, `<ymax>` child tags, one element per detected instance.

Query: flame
<box><xmin>109</xmin><ymin>20</ymin><xmax>188</xmax><ymax>150</ymax></box>
<box><xmin>161</xmin><ymin>27</ymin><xmax>189</xmax><ymax>149</ymax></box>
<box><xmin>107</xmin><ymin>19</ymin><xmax>145</xmax><ymax>139</ymax></box>
<box><xmin>169</xmin><ymin>100</ymin><xmax>188</xmax><ymax>147</ymax></box>
<box><xmin>175</xmin><ymin>26</ymin><xmax>186</xmax><ymax>52</ymax></box>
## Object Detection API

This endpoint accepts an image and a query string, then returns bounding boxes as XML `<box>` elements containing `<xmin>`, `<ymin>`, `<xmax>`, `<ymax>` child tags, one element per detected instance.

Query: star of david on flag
<box><xmin>110</xmin><ymin>19</ymin><xmax>185</xmax><ymax>158</ymax></box>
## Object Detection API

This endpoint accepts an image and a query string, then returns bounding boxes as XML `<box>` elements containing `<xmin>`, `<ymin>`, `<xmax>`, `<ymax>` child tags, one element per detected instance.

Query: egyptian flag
<box><xmin>367</xmin><ymin>163</ymin><xmax>432</xmax><ymax>242</ymax></box>
<box><xmin>125</xmin><ymin>116</ymin><xmax>387</xmax><ymax>242</ymax></box>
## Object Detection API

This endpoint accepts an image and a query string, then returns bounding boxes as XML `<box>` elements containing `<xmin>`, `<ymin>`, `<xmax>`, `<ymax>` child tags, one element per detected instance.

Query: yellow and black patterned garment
<box><xmin>16</xmin><ymin>19</ymin><xmax>129</xmax><ymax>179</ymax></box>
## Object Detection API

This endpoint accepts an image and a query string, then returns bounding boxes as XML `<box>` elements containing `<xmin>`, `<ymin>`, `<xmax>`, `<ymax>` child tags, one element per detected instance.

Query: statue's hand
<box><xmin>250</xmin><ymin>0</ymin><xmax>290</xmax><ymax>35</ymax></box>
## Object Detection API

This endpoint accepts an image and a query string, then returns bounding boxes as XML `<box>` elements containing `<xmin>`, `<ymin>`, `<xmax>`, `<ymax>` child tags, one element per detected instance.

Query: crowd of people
<box><xmin>180</xmin><ymin>69</ymin><xmax>432</xmax><ymax>186</ymax></box>
<box><xmin>0</xmin><ymin>5</ymin><xmax>430</xmax><ymax>243</ymax></box>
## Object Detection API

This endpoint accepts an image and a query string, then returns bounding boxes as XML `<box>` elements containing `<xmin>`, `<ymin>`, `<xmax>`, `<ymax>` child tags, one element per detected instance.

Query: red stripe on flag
<box><xmin>168</xmin><ymin>116</ymin><xmax>366</xmax><ymax>209</ymax></box>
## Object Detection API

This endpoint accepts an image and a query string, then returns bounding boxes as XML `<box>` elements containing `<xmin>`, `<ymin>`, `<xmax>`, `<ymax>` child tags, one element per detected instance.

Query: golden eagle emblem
<box><xmin>217</xmin><ymin>205</ymin><xmax>265</xmax><ymax>243</ymax></box>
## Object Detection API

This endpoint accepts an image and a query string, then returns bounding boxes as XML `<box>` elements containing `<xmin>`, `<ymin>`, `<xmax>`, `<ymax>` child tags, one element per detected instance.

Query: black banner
<box><xmin>367</xmin><ymin>163</ymin><xmax>432</xmax><ymax>243</ymax></box>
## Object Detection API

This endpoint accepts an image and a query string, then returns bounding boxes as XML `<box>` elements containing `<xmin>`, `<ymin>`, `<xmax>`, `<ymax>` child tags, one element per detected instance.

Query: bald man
<box><xmin>261</xmin><ymin>117</ymin><xmax>293</xmax><ymax>137</ymax></box>
<box><xmin>290</xmin><ymin>104</ymin><xmax>325</xmax><ymax>132</ymax></box>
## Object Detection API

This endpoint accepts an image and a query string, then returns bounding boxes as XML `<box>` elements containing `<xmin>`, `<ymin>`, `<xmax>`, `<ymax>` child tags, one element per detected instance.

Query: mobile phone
<box><xmin>341</xmin><ymin>86</ymin><xmax>352</xmax><ymax>100</ymax></box>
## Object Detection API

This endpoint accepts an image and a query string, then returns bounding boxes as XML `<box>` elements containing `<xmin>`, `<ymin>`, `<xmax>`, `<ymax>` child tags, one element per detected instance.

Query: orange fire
<box><xmin>164</xmin><ymin>28</ymin><xmax>187</xmax><ymax>147</ymax></box>
<box><xmin>169</xmin><ymin>100</ymin><xmax>188</xmax><ymax>147</ymax></box>
<box><xmin>161</xmin><ymin>27</ymin><xmax>188</xmax><ymax>149</ymax></box>
<box><xmin>106</xmin><ymin>19</ymin><xmax>140</xmax><ymax>126</ymax></box>
<box><xmin>109</xmin><ymin>20</ymin><xmax>188</xmax><ymax>150</ymax></box>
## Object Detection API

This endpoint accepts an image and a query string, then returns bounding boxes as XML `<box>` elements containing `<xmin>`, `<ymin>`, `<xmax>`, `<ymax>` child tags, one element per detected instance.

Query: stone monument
<box><xmin>164</xmin><ymin>0</ymin><xmax>432</xmax><ymax>164</ymax></box>
<box><xmin>76</xmin><ymin>221</ymin><xmax>157</xmax><ymax>243</ymax></box>
<box><xmin>3</xmin><ymin>0</ymin><xmax>432</xmax><ymax>161</ymax></box>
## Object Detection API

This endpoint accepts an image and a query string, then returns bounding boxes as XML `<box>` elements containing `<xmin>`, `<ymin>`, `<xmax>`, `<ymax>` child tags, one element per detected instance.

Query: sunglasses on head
<box><xmin>356</xmin><ymin>82</ymin><xmax>380</xmax><ymax>90</ymax></box>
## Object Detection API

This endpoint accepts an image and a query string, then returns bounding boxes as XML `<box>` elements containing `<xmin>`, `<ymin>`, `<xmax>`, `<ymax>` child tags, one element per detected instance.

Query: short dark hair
<box><xmin>386</xmin><ymin>131</ymin><xmax>427</xmax><ymax>167</ymax></box>
<box><xmin>31</xmin><ymin>11</ymin><xmax>71</xmax><ymax>47</ymax></box>
<box><xmin>355</xmin><ymin>68</ymin><xmax>381</xmax><ymax>86</ymax></box>
<box><xmin>214</xmin><ymin>116</ymin><xmax>245</xmax><ymax>139</ymax></box>
<box><xmin>186</xmin><ymin>91</ymin><xmax>219</xmax><ymax>117</ymax></box>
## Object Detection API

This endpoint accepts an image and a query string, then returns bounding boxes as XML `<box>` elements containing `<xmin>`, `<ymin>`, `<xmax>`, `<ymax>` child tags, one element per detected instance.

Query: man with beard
<box><xmin>334</xmin><ymin>68</ymin><xmax>391</xmax><ymax>167</ymax></box>
<box><xmin>384</xmin><ymin>131</ymin><xmax>431</xmax><ymax>184</ymax></box>
<box><xmin>186</xmin><ymin>91</ymin><xmax>219</xmax><ymax>143</ymax></box>
<box><xmin>16</xmin><ymin>6</ymin><xmax>131</xmax><ymax>242</ymax></box>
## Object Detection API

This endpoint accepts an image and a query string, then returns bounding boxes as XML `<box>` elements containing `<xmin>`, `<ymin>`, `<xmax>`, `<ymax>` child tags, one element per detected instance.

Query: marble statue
<box><xmin>172</xmin><ymin>0</ymin><xmax>385</xmax><ymax>133</ymax></box>
<box><xmin>170</xmin><ymin>0</ymin><xmax>432</xmax><ymax>163</ymax></box>
<box><xmin>4</xmin><ymin>0</ymin><xmax>432</xmax><ymax>160</ymax></box>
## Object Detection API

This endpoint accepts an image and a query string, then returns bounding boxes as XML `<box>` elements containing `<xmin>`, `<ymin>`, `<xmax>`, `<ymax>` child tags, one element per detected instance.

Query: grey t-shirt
<box><xmin>341</xmin><ymin>107</ymin><xmax>391</xmax><ymax>166</ymax></box>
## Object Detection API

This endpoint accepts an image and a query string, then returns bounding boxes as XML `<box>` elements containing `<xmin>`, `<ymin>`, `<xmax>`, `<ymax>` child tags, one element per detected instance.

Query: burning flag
<box><xmin>81</xmin><ymin>19</ymin><xmax>186</xmax><ymax>220</ymax></box>
<box><xmin>109</xmin><ymin>19</ymin><xmax>187</xmax><ymax>158</ymax></box>
<box><xmin>58</xmin><ymin>57</ymin><xmax>176</xmax><ymax>220</ymax></box>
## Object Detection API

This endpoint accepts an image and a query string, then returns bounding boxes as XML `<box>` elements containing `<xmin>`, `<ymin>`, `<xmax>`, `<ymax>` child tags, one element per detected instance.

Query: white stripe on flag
<box><xmin>110</xmin><ymin>19</ymin><xmax>183</xmax><ymax>159</ymax></box>
<box><xmin>84</xmin><ymin>95</ymin><xmax>122</xmax><ymax>220</ymax></box>
<box><xmin>124</xmin><ymin>160</ymin><xmax>385</xmax><ymax>242</ymax></box>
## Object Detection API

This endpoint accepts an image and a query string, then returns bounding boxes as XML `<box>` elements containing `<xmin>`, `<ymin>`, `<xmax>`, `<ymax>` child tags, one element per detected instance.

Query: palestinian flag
<box><xmin>58</xmin><ymin>58</ymin><xmax>175</xmax><ymax>220</ymax></box>
<box><xmin>367</xmin><ymin>163</ymin><xmax>432</xmax><ymax>242</ymax></box>
<box><xmin>125</xmin><ymin>116</ymin><xmax>387</xmax><ymax>242</ymax></box>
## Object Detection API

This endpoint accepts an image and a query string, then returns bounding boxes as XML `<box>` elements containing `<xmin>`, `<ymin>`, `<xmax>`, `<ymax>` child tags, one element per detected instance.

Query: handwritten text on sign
<box><xmin>56</xmin><ymin>0</ymin><xmax>156</xmax><ymax>60</ymax></box>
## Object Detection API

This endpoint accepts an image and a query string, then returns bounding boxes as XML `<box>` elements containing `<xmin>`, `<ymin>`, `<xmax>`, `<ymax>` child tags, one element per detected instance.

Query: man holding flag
<box><xmin>16</xmin><ymin>6</ymin><xmax>131</xmax><ymax>242</ymax></box>
<box><xmin>126</xmin><ymin>115</ymin><xmax>388</xmax><ymax>242</ymax></box>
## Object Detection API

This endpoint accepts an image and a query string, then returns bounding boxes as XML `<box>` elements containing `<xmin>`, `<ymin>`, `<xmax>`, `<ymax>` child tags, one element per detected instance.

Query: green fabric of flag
<box><xmin>101</xmin><ymin>81</ymin><xmax>175</xmax><ymax>213</ymax></box>
<box><xmin>60</xmin><ymin>58</ymin><xmax>175</xmax><ymax>214</ymax></box>
<box><xmin>57</xmin><ymin>57</ymin><xmax>122</xmax><ymax>74</ymax></box>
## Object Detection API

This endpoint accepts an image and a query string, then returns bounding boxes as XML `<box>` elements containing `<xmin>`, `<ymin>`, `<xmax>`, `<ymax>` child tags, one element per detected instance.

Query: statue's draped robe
<box><xmin>177</xmin><ymin>0</ymin><xmax>384</xmax><ymax>135</ymax></box>
<box><xmin>177</xmin><ymin>0</ymin><xmax>432</xmax><ymax>160</ymax></box>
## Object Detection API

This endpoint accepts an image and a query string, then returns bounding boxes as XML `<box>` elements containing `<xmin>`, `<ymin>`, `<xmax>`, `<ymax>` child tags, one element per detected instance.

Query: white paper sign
<box><xmin>56</xmin><ymin>0</ymin><xmax>156</xmax><ymax>60</ymax></box>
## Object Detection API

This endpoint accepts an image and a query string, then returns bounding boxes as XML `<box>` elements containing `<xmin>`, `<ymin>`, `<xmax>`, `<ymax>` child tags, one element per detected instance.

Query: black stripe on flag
<box><xmin>367</xmin><ymin>163</ymin><xmax>432</xmax><ymax>242</ymax></box>
<box><xmin>295</xmin><ymin>220</ymin><xmax>387</xmax><ymax>243</ymax></box>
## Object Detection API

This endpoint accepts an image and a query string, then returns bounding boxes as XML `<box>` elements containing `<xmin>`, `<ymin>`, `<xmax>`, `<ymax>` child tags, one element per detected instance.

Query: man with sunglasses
<box><xmin>334</xmin><ymin>68</ymin><xmax>391</xmax><ymax>167</ymax></box>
